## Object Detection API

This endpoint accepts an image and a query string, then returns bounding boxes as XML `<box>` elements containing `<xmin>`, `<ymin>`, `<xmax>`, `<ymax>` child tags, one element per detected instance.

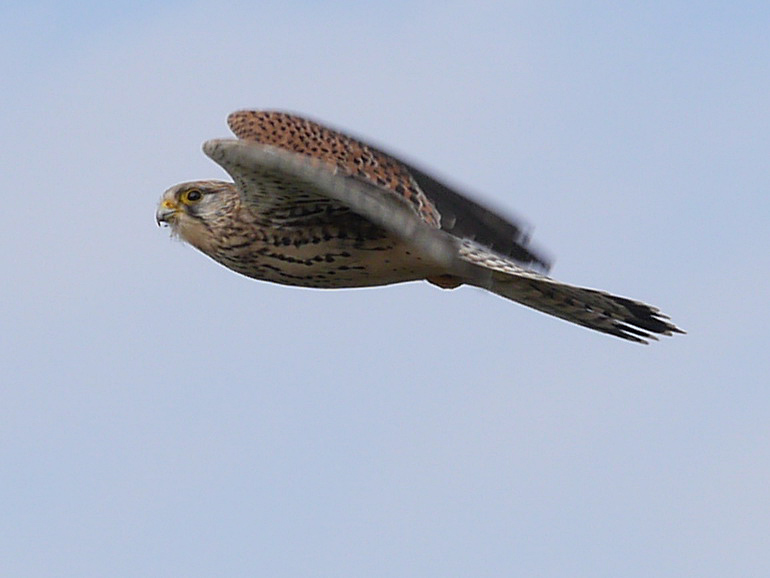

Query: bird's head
<box><xmin>156</xmin><ymin>180</ymin><xmax>239</xmax><ymax>253</ymax></box>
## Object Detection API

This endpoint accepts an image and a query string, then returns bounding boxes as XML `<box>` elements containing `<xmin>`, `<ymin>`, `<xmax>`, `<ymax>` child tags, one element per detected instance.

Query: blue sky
<box><xmin>2</xmin><ymin>2</ymin><xmax>769</xmax><ymax>576</ymax></box>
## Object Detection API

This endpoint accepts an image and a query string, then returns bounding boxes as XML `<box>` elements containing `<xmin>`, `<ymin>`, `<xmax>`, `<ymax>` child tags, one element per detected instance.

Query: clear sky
<box><xmin>2</xmin><ymin>1</ymin><xmax>769</xmax><ymax>576</ymax></box>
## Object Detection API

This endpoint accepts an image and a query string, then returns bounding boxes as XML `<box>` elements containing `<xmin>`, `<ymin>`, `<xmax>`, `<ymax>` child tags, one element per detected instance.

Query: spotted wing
<box><xmin>227</xmin><ymin>110</ymin><xmax>549</xmax><ymax>270</ymax></box>
<box><xmin>226</xmin><ymin>110</ymin><xmax>442</xmax><ymax>228</ymax></box>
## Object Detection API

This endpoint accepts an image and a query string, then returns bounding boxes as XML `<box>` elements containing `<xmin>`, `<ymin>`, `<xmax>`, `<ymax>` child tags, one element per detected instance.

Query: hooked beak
<box><xmin>156</xmin><ymin>198</ymin><xmax>180</xmax><ymax>226</ymax></box>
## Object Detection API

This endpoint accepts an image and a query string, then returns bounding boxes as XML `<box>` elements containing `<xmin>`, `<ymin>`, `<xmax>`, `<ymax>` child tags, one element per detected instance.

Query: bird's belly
<box><xmin>214</xmin><ymin>235</ymin><xmax>439</xmax><ymax>289</ymax></box>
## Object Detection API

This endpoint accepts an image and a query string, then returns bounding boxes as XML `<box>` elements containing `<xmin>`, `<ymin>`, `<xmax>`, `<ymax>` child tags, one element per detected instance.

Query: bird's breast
<box><xmin>209</xmin><ymin>226</ymin><xmax>441</xmax><ymax>289</ymax></box>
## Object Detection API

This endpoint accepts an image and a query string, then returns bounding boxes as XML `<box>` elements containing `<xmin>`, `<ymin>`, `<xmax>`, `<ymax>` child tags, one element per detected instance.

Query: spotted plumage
<box><xmin>156</xmin><ymin>110</ymin><xmax>684</xmax><ymax>343</ymax></box>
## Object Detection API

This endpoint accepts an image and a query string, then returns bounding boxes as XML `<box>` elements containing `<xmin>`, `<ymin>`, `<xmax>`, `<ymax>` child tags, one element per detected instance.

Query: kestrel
<box><xmin>156</xmin><ymin>110</ymin><xmax>683</xmax><ymax>343</ymax></box>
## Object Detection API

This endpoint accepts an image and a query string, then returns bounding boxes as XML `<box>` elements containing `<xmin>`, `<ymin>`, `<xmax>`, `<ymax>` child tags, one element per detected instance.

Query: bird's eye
<box><xmin>183</xmin><ymin>189</ymin><xmax>203</xmax><ymax>203</ymax></box>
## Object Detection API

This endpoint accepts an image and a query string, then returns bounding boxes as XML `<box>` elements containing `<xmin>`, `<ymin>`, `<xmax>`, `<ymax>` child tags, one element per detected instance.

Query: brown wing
<box><xmin>228</xmin><ymin>110</ymin><xmax>550</xmax><ymax>271</ymax></box>
<box><xmin>227</xmin><ymin>110</ymin><xmax>442</xmax><ymax>228</ymax></box>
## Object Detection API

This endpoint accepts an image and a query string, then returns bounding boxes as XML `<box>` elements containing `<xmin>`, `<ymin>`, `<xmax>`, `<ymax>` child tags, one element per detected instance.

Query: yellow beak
<box><xmin>155</xmin><ymin>198</ymin><xmax>180</xmax><ymax>226</ymax></box>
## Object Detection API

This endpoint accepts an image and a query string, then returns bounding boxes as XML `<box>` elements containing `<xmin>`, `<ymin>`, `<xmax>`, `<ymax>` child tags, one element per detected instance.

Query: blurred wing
<box><xmin>203</xmin><ymin>138</ymin><xmax>484</xmax><ymax>279</ymax></box>
<box><xmin>226</xmin><ymin>110</ymin><xmax>442</xmax><ymax>228</ymax></box>
<box><xmin>402</xmin><ymin>162</ymin><xmax>551</xmax><ymax>271</ymax></box>
<box><xmin>227</xmin><ymin>110</ymin><xmax>550</xmax><ymax>270</ymax></box>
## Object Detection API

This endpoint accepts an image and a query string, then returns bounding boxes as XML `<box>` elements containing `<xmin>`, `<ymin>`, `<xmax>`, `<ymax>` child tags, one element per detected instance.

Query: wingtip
<box><xmin>202</xmin><ymin>138</ymin><xmax>238</xmax><ymax>160</ymax></box>
<box><xmin>201</xmin><ymin>138</ymin><xmax>220</xmax><ymax>156</ymax></box>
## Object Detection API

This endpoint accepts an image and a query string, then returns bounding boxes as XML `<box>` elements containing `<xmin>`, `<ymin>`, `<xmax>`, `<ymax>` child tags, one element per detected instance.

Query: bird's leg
<box><xmin>426</xmin><ymin>275</ymin><xmax>464</xmax><ymax>289</ymax></box>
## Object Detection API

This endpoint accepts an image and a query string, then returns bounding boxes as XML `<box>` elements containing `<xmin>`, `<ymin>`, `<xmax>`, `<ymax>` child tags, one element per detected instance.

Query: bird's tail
<box><xmin>458</xmin><ymin>241</ymin><xmax>684</xmax><ymax>343</ymax></box>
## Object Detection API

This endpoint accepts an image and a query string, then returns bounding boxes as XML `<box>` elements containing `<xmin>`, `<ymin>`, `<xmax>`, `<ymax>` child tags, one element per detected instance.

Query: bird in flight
<box><xmin>156</xmin><ymin>110</ymin><xmax>683</xmax><ymax>343</ymax></box>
